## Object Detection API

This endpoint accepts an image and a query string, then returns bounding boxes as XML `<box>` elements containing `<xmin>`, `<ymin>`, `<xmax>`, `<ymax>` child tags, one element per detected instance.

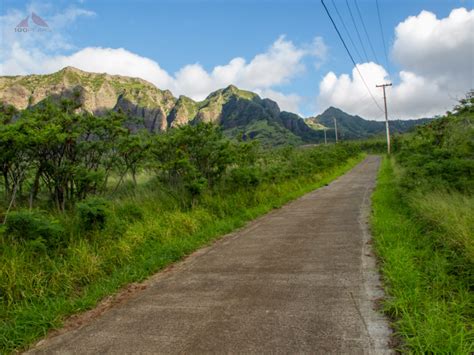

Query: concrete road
<box><xmin>30</xmin><ymin>156</ymin><xmax>391</xmax><ymax>354</ymax></box>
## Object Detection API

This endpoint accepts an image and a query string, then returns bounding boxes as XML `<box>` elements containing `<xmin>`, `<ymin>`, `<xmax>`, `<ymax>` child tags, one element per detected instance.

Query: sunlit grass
<box><xmin>371</xmin><ymin>157</ymin><xmax>474</xmax><ymax>353</ymax></box>
<box><xmin>410</xmin><ymin>191</ymin><xmax>474</xmax><ymax>262</ymax></box>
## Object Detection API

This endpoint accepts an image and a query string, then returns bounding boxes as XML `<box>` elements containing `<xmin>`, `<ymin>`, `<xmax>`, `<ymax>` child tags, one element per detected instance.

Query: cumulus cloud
<box><xmin>393</xmin><ymin>7</ymin><xmax>473</xmax><ymax>89</ymax></box>
<box><xmin>319</xmin><ymin>62</ymin><xmax>387</xmax><ymax>119</ymax></box>
<box><xmin>255</xmin><ymin>89</ymin><xmax>302</xmax><ymax>113</ymax></box>
<box><xmin>319</xmin><ymin>63</ymin><xmax>451</xmax><ymax>119</ymax></box>
<box><xmin>0</xmin><ymin>3</ymin><xmax>327</xmax><ymax>113</ymax></box>
<box><xmin>317</xmin><ymin>7</ymin><xmax>474</xmax><ymax>120</ymax></box>
<box><xmin>44</xmin><ymin>47</ymin><xmax>175</xmax><ymax>89</ymax></box>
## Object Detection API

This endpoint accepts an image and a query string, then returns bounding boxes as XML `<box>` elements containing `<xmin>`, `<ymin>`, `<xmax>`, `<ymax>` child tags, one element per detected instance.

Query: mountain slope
<box><xmin>0</xmin><ymin>66</ymin><xmax>177</xmax><ymax>132</ymax></box>
<box><xmin>308</xmin><ymin>107</ymin><xmax>433</xmax><ymax>140</ymax></box>
<box><xmin>0</xmin><ymin>68</ymin><xmax>317</xmax><ymax>145</ymax></box>
<box><xmin>0</xmin><ymin>67</ymin><xmax>432</xmax><ymax>145</ymax></box>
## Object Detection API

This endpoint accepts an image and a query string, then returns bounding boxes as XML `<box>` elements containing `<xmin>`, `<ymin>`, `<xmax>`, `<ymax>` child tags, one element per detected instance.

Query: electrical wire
<box><xmin>353</xmin><ymin>0</ymin><xmax>379</xmax><ymax>64</ymax></box>
<box><xmin>330</xmin><ymin>0</ymin><xmax>364</xmax><ymax>64</ymax></box>
<box><xmin>344</xmin><ymin>0</ymin><xmax>369</xmax><ymax>63</ymax></box>
<box><xmin>375</xmin><ymin>0</ymin><xmax>391</xmax><ymax>79</ymax></box>
<box><xmin>320</xmin><ymin>0</ymin><xmax>385</xmax><ymax>113</ymax></box>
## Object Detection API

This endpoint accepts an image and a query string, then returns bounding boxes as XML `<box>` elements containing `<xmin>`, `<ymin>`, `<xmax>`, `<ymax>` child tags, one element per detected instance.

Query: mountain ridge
<box><xmin>0</xmin><ymin>67</ymin><xmax>432</xmax><ymax>145</ymax></box>
<box><xmin>308</xmin><ymin>106</ymin><xmax>433</xmax><ymax>140</ymax></box>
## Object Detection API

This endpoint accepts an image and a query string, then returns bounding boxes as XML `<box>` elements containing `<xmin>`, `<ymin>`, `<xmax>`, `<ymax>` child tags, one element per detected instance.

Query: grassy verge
<box><xmin>371</xmin><ymin>157</ymin><xmax>474</xmax><ymax>353</ymax></box>
<box><xmin>0</xmin><ymin>154</ymin><xmax>364</xmax><ymax>353</ymax></box>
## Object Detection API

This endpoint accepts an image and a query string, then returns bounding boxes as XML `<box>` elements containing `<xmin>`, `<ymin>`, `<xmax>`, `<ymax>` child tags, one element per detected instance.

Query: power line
<box><xmin>375</xmin><ymin>0</ymin><xmax>391</xmax><ymax>79</ymax></box>
<box><xmin>330</xmin><ymin>0</ymin><xmax>363</xmax><ymax>64</ymax></box>
<box><xmin>353</xmin><ymin>0</ymin><xmax>379</xmax><ymax>64</ymax></box>
<box><xmin>374</xmin><ymin>0</ymin><xmax>403</xmax><ymax>122</ymax></box>
<box><xmin>320</xmin><ymin>0</ymin><xmax>385</xmax><ymax>114</ymax></box>
<box><xmin>344</xmin><ymin>0</ymin><xmax>369</xmax><ymax>63</ymax></box>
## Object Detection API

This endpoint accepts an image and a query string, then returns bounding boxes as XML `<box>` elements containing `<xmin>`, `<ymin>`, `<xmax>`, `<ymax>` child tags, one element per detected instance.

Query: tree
<box><xmin>151</xmin><ymin>123</ymin><xmax>235</xmax><ymax>200</ymax></box>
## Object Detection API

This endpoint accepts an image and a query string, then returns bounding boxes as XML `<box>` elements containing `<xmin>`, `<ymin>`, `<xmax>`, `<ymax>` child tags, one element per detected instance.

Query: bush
<box><xmin>228</xmin><ymin>166</ymin><xmax>261</xmax><ymax>188</ymax></box>
<box><xmin>395</xmin><ymin>112</ymin><xmax>474</xmax><ymax>194</ymax></box>
<box><xmin>5</xmin><ymin>210</ymin><xmax>65</xmax><ymax>249</ymax></box>
<box><xmin>76</xmin><ymin>197</ymin><xmax>109</xmax><ymax>231</ymax></box>
<box><xmin>151</xmin><ymin>123</ymin><xmax>234</xmax><ymax>194</ymax></box>
<box><xmin>116</xmin><ymin>202</ymin><xmax>144</xmax><ymax>223</ymax></box>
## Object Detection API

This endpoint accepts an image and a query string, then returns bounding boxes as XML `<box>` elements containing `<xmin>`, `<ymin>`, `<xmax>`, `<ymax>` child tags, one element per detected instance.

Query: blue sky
<box><xmin>0</xmin><ymin>0</ymin><xmax>472</xmax><ymax>119</ymax></box>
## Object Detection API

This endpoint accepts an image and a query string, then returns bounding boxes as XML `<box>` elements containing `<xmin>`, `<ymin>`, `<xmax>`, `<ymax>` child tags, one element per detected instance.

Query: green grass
<box><xmin>0</xmin><ymin>154</ymin><xmax>364</xmax><ymax>353</ymax></box>
<box><xmin>371</xmin><ymin>157</ymin><xmax>474</xmax><ymax>353</ymax></box>
<box><xmin>410</xmin><ymin>191</ymin><xmax>474</xmax><ymax>262</ymax></box>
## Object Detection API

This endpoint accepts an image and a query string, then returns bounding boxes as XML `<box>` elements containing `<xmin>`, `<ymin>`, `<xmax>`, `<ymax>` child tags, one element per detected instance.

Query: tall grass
<box><xmin>0</xmin><ymin>152</ymin><xmax>364</xmax><ymax>353</ymax></box>
<box><xmin>410</xmin><ymin>191</ymin><xmax>474</xmax><ymax>262</ymax></box>
<box><xmin>371</xmin><ymin>157</ymin><xmax>474</xmax><ymax>353</ymax></box>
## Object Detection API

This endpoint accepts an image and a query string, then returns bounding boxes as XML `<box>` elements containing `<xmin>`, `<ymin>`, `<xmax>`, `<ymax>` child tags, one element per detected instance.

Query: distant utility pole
<box><xmin>376</xmin><ymin>83</ymin><xmax>392</xmax><ymax>154</ymax></box>
<box><xmin>323</xmin><ymin>128</ymin><xmax>327</xmax><ymax>144</ymax></box>
<box><xmin>333</xmin><ymin>117</ymin><xmax>338</xmax><ymax>143</ymax></box>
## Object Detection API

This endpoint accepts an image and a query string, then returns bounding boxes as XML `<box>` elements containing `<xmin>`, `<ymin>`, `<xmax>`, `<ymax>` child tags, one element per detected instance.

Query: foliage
<box><xmin>372</xmin><ymin>158</ymin><xmax>473</xmax><ymax>353</ymax></box>
<box><xmin>372</xmin><ymin>94</ymin><xmax>474</xmax><ymax>352</ymax></box>
<box><xmin>394</xmin><ymin>92</ymin><xmax>474</xmax><ymax>194</ymax></box>
<box><xmin>76</xmin><ymin>197</ymin><xmax>110</xmax><ymax>231</ymax></box>
<box><xmin>0</xmin><ymin>100</ymin><xmax>147</xmax><ymax>212</ymax></box>
<box><xmin>151</xmin><ymin>123</ymin><xmax>234</xmax><ymax>201</ymax></box>
<box><xmin>4</xmin><ymin>210</ymin><xmax>65</xmax><ymax>249</ymax></box>
<box><xmin>115</xmin><ymin>202</ymin><xmax>144</xmax><ymax>223</ymax></box>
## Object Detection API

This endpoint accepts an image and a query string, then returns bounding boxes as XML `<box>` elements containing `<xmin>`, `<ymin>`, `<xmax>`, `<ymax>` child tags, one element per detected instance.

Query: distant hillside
<box><xmin>0</xmin><ymin>67</ymin><xmax>432</xmax><ymax>145</ymax></box>
<box><xmin>308</xmin><ymin>107</ymin><xmax>433</xmax><ymax>140</ymax></box>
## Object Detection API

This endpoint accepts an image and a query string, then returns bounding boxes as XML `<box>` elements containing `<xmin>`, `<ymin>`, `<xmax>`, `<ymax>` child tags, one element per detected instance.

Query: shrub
<box><xmin>76</xmin><ymin>197</ymin><xmax>109</xmax><ymax>231</ymax></box>
<box><xmin>395</xmin><ymin>113</ymin><xmax>474</xmax><ymax>194</ymax></box>
<box><xmin>228</xmin><ymin>166</ymin><xmax>261</xmax><ymax>188</ymax></box>
<box><xmin>4</xmin><ymin>210</ymin><xmax>65</xmax><ymax>249</ymax></box>
<box><xmin>116</xmin><ymin>202</ymin><xmax>144</xmax><ymax>222</ymax></box>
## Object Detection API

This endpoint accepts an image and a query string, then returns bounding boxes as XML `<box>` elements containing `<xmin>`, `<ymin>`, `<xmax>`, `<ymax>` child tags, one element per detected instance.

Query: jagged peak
<box><xmin>322</xmin><ymin>106</ymin><xmax>343</xmax><ymax>114</ymax></box>
<box><xmin>59</xmin><ymin>66</ymin><xmax>86</xmax><ymax>74</ymax></box>
<box><xmin>223</xmin><ymin>84</ymin><xmax>239</xmax><ymax>92</ymax></box>
<box><xmin>177</xmin><ymin>94</ymin><xmax>194</xmax><ymax>101</ymax></box>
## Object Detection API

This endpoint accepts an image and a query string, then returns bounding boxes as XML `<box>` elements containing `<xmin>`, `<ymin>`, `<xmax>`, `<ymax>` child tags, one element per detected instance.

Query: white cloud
<box><xmin>317</xmin><ymin>7</ymin><xmax>474</xmax><ymax>120</ymax></box>
<box><xmin>318</xmin><ymin>62</ymin><xmax>451</xmax><ymax>119</ymax></box>
<box><xmin>0</xmin><ymin>3</ymin><xmax>326</xmax><ymax>114</ymax></box>
<box><xmin>256</xmin><ymin>89</ymin><xmax>302</xmax><ymax>113</ymax></box>
<box><xmin>43</xmin><ymin>47</ymin><xmax>175</xmax><ymax>89</ymax></box>
<box><xmin>393</xmin><ymin>7</ymin><xmax>473</xmax><ymax>89</ymax></box>
<box><xmin>306</xmin><ymin>36</ymin><xmax>328</xmax><ymax>69</ymax></box>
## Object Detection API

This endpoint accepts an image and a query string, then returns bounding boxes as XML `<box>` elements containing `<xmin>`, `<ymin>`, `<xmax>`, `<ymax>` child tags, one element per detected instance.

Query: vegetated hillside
<box><xmin>0</xmin><ymin>67</ymin><xmax>317</xmax><ymax>146</ymax></box>
<box><xmin>395</xmin><ymin>104</ymin><xmax>474</xmax><ymax>194</ymax></box>
<box><xmin>308</xmin><ymin>106</ymin><xmax>433</xmax><ymax>140</ymax></box>
<box><xmin>371</xmin><ymin>92</ymin><xmax>473</xmax><ymax>352</ymax></box>
<box><xmin>0</xmin><ymin>67</ymin><xmax>432</xmax><ymax>146</ymax></box>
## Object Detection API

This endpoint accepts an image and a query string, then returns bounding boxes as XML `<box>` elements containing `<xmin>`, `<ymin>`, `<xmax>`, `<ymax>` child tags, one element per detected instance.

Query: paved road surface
<box><xmin>30</xmin><ymin>156</ymin><xmax>391</xmax><ymax>354</ymax></box>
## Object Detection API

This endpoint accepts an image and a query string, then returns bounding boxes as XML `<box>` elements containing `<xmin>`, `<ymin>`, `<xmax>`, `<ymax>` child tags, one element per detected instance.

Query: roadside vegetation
<box><xmin>0</xmin><ymin>99</ymin><xmax>364</xmax><ymax>352</ymax></box>
<box><xmin>371</xmin><ymin>92</ymin><xmax>474</xmax><ymax>352</ymax></box>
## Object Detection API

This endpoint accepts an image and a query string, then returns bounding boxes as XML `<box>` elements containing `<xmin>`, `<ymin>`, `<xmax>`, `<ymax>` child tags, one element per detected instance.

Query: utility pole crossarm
<box><xmin>376</xmin><ymin>83</ymin><xmax>392</xmax><ymax>154</ymax></box>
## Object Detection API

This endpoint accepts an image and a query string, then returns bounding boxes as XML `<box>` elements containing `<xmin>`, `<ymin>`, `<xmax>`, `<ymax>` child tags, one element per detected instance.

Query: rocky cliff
<box><xmin>0</xmin><ymin>67</ymin><xmax>432</xmax><ymax>145</ymax></box>
<box><xmin>0</xmin><ymin>67</ymin><xmax>319</xmax><ymax>145</ymax></box>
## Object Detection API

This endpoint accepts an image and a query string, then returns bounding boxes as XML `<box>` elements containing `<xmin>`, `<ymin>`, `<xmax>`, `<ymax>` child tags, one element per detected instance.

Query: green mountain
<box><xmin>0</xmin><ymin>67</ymin><xmax>431</xmax><ymax>145</ymax></box>
<box><xmin>0</xmin><ymin>68</ymin><xmax>319</xmax><ymax>146</ymax></box>
<box><xmin>308</xmin><ymin>106</ymin><xmax>433</xmax><ymax>140</ymax></box>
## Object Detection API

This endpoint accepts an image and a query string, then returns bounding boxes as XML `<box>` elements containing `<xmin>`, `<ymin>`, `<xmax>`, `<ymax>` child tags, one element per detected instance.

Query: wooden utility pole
<box><xmin>376</xmin><ymin>83</ymin><xmax>392</xmax><ymax>154</ymax></box>
<box><xmin>323</xmin><ymin>128</ymin><xmax>327</xmax><ymax>144</ymax></box>
<box><xmin>333</xmin><ymin>117</ymin><xmax>338</xmax><ymax>143</ymax></box>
